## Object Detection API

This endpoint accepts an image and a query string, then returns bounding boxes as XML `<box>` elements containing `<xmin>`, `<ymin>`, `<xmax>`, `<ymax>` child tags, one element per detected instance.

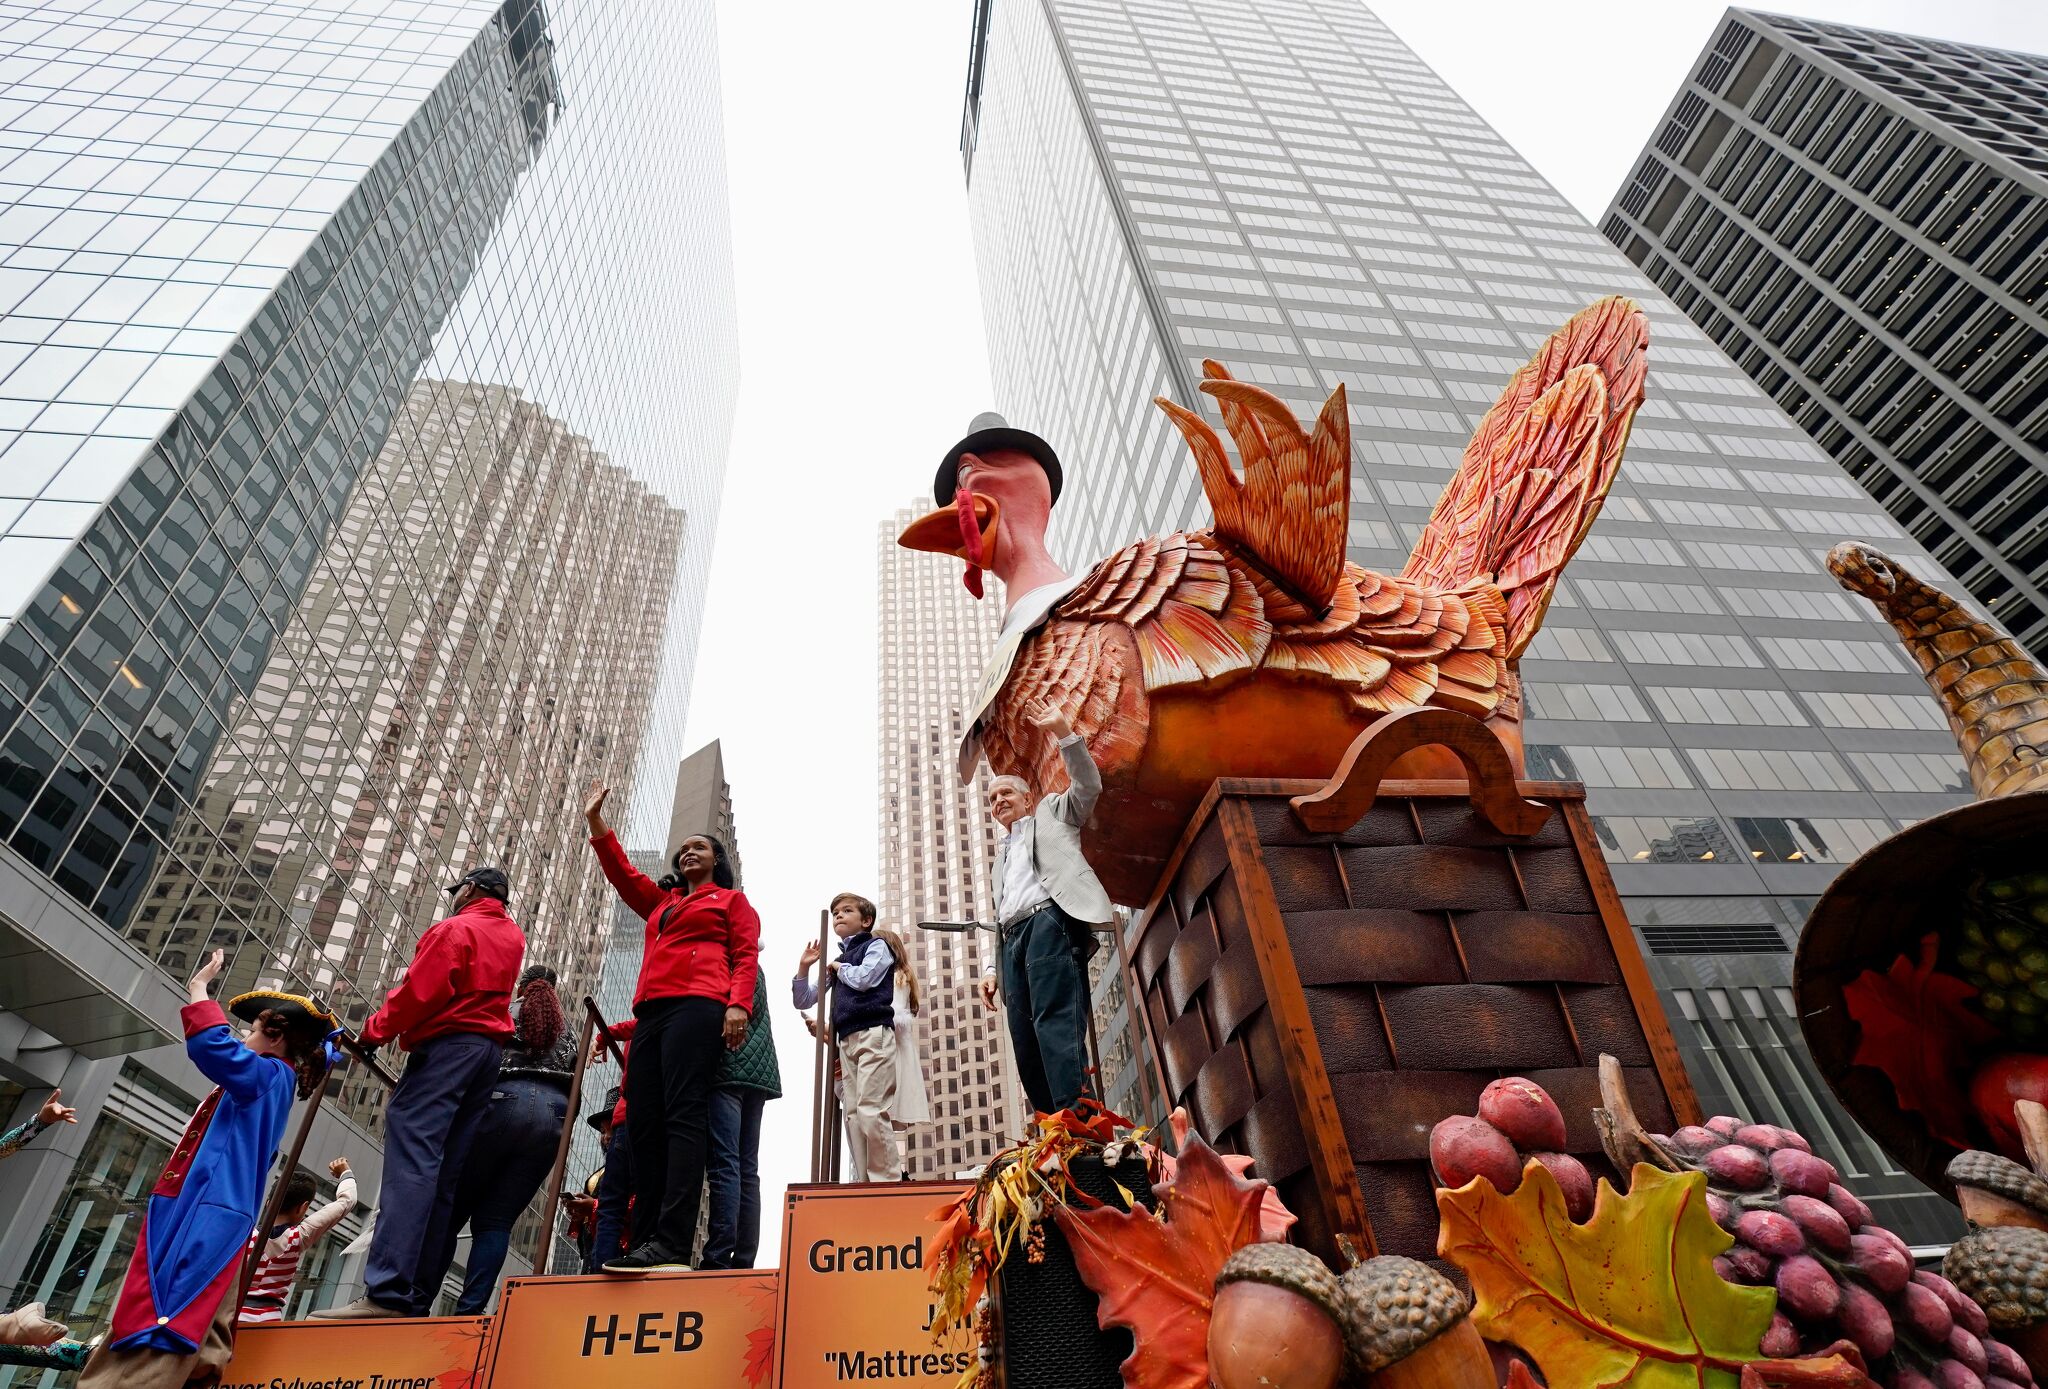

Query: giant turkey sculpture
<box><xmin>899</xmin><ymin>296</ymin><xmax>1649</xmax><ymax>904</ymax></box>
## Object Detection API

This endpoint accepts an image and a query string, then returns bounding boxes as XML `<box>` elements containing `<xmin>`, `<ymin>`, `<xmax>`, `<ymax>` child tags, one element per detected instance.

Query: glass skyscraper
<box><xmin>877</xmin><ymin>502</ymin><xmax>1025</xmax><ymax>1178</ymax></box>
<box><xmin>1601</xmin><ymin>11</ymin><xmax>2048</xmax><ymax>655</ymax></box>
<box><xmin>0</xmin><ymin>0</ymin><xmax>736</xmax><ymax>1332</ymax></box>
<box><xmin>961</xmin><ymin>0</ymin><xmax>1967</xmax><ymax>1240</ymax></box>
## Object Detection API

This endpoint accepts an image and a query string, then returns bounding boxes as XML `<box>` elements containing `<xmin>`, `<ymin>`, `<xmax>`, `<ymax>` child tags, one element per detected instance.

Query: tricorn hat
<box><xmin>586</xmin><ymin>1084</ymin><xmax>623</xmax><ymax>1132</ymax></box>
<box><xmin>228</xmin><ymin>990</ymin><xmax>340</xmax><ymax>1033</ymax></box>
<box><xmin>934</xmin><ymin>412</ymin><xmax>1062</xmax><ymax>507</ymax></box>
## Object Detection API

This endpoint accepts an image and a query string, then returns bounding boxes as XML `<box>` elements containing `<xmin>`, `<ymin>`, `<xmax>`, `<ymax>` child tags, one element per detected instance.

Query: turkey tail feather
<box><xmin>1155</xmin><ymin>363</ymin><xmax>1350</xmax><ymax>611</ymax></box>
<box><xmin>1402</xmin><ymin>296</ymin><xmax>1649</xmax><ymax>658</ymax></box>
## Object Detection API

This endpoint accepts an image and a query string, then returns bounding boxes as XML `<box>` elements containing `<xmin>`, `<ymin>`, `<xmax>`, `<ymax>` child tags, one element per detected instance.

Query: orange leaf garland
<box><xmin>1842</xmin><ymin>932</ymin><xmax>1998</xmax><ymax>1149</ymax></box>
<box><xmin>1438</xmin><ymin>1161</ymin><xmax>1776</xmax><ymax>1389</ymax></box>
<box><xmin>1053</xmin><ymin>1132</ymin><xmax>1268</xmax><ymax>1389</ymax></box>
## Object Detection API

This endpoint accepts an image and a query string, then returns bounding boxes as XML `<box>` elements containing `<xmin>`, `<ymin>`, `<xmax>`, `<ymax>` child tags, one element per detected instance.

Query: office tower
<box><xmin>1601</xmin><ymin>11</ymin><xmax>2048</xmax><ymax>655</ymax></box>
<box><xmin>879</xmin><ymin>501</ymin><xmax>1025</xmax><ymax>1177</ymax></box>
<box><xmin>961</xmin><ymin>0</ymin><xmax>1968</xmax><ymax>1239</ymax></box>
<box><xmin>0</xmin><ymin>0</ymin><xmax>736</xmax><ymax>1323</ymax></box>
<box><xmin>667</xmin><ymin>739</ymin><xmax>744</xmax><ymax>890</ymax></box>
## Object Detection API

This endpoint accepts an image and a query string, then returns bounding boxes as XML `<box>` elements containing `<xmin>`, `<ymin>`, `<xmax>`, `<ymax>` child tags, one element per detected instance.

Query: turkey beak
<box><xmin>897</xmin><ymin>494</ymin><xmax>1001</xmax><ymax>569</ymax></box>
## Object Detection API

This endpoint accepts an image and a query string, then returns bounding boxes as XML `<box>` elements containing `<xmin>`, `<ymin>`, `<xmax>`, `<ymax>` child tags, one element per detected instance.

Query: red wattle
<box><xmin>956</xmin><ymin>487</ymin><xmax>986</xmax><ymax>599</ymax></box>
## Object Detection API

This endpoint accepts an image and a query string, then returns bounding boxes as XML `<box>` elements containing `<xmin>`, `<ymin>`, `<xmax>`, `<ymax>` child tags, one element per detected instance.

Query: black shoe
<box><xmin>602</xmin><ymin>1242</ymin><xmax>689</xmax><ymax>1274</ymax></box>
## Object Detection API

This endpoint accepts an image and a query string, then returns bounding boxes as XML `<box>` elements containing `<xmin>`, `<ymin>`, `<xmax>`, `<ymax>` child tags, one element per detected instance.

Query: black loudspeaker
<box><xmin>992</xmin><ymin>1150</ymin><xmax>1156</xmax><ymax>1389</ymax></box>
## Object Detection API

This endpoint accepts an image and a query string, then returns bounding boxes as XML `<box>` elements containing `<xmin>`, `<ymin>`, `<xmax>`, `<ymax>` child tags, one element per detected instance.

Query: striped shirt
<box><xmin>238</xmin><ymin>1174</ymin><xmax>356</xmax><ymax>1324</ymax></box>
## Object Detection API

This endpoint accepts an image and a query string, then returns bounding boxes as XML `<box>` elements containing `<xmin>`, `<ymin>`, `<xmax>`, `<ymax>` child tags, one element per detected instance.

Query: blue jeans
<box><xmin>589</xmin><ymin>1116</ymin><xmax>633</xmax><ymax>1271</ymax></box>
<box><xmin>448</xmin><ymin>1076</ymin><xmax>569</xmax><ymax>1313</ymax></box>
<box><xmin>1000</xmin><ymin>904</ymin><xmax>1095</xmax><ymax>1115</ymax></box>
<box><xmin>704</xmin><ymin>1087</ymin><xmax>766</xmax><ymax>1268</ymax></box>
<box><xmin>364</xmin><ymin>1032</ymin><xmax>503</xmax><ymax>1314</ymax></box>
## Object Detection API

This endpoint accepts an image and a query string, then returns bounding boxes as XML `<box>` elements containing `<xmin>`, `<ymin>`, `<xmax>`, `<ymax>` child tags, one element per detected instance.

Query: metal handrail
<box><xmin>530</xmin><ymin>997</ymin><xmax>618</xmax><ymax>1274</ymax></box>
<box><xmin>238</xmin><ymin>1031</ymin><xmax>396</xmax><ymax>1305</ymax></box>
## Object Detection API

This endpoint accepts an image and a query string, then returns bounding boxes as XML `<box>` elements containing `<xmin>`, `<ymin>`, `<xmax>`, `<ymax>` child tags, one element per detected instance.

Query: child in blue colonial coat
<box><xmin>77</xmin><ymin>950</ymin><xmax>335</xmax><ymax>1389</ymax></box>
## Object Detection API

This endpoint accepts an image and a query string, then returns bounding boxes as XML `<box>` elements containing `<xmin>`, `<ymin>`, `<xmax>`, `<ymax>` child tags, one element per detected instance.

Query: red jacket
<box><xmin>361</xmin><ymin>896</ymin><xmax>525</xmax><ymax>1050</ymax></box>
<box><xmin>590</xmin><ymin>831</ymin><xmax>760</xmax><ymax>1016</ymax></box>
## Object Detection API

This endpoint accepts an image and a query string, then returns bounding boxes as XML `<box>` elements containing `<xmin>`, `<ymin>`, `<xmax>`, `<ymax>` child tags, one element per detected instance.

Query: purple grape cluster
<box><xmin>1659</xmin><ymin>1116</ymin><xmax>2036</xmax><ymax>1388</ymax></box>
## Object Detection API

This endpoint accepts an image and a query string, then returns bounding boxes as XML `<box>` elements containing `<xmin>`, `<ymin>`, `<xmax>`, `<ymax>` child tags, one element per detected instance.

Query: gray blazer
<box><xmin>995</xmin><ymin>734</ymin><xmax>1115</xmax><ymax>928</ymax></box>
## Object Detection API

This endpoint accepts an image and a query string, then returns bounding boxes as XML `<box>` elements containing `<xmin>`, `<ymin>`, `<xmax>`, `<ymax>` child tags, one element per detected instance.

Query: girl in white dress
<box><xmin>876</xmin><ymin>930</ymin><xmax>931</xmax><ymax>1149</ymax></box>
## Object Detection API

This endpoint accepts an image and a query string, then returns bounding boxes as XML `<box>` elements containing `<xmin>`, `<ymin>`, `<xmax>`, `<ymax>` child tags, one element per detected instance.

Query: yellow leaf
<box><xmin>1437</xmin><ymin>1161</ymin><xmax>1775</xmax><ymax>1389</ymax></box>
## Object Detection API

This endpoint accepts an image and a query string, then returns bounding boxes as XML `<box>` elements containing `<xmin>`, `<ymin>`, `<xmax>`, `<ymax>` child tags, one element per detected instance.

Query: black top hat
<box><xmin>586</xmin><ymin>1085</ymin><xmax>622</xmax><ymax>1131</ymax></box>
<box><xmin>228</xmin><ymin>990</ymin><xmax>340</xmax><ymax>1034</ymax></box>
<box><xmin>934</xmin><ymin>412</ymin><xmax>1062</xmax><ymax>507</ymax></box>
<box><xmin>447</xmin><ymin>864</ymin><xmax>510</xmax><ymax>901</ymax></box>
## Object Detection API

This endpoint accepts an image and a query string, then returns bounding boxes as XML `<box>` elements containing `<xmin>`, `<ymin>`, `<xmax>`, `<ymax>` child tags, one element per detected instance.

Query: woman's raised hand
<box><xmin>584</xmin><ymin>782</ymin><xmax>611</xmax><ymax>834</ymax></box>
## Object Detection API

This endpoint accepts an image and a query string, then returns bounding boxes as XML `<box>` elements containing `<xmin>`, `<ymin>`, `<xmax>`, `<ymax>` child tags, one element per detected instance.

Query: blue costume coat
<box><xmin>106</xmin><ymin>1000</ymin><xmax>296</xmax><ymax>1353</ymax></box>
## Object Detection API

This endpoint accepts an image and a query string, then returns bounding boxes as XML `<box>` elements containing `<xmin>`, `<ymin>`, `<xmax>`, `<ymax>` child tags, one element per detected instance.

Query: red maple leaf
<box><xmin>734</xmin><ymin>1274</ymin><xmax>777</xmax><ymax>1387</ymax></box>
<box><xmin>1052</xmin><ymin>1131</ymin><xmax>1267</xmax><ymax>1389</ymax></box>
<box><xmin>744</xmin><ymin>1325</ymin><xmax>775</xmax><ymax>1387</ymax></box>
<box><xmin>1843</xmin><ymin>933</ymin><xmax>1998</xmax><ymax>1149</ymax></box>
<box><xmin>428</xmin><ymin>1320</ymin><xmax>490</xmax><ymax>1389</ymax></box>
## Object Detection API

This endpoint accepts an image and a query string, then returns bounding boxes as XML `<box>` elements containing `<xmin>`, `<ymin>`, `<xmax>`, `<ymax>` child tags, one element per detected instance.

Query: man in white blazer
<box><xmin>977</xmin><ymin>700</ymin><xmax>1115</xmax><ymax>1115</ymax></box>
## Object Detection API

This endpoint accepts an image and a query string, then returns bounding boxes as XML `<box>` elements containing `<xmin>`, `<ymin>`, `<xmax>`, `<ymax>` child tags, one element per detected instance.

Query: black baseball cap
<box><xmin>447</xmin><ymin>865</ymin><xmax>510</xmax><ymax>901</ymax></box>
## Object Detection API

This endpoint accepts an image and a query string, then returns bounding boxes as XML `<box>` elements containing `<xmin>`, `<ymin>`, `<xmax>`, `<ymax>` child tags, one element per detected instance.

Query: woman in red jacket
<box><xmin>584</xmin><ymin>783</ymin><xmax>758</xmax><ymax>1272</ymax></box>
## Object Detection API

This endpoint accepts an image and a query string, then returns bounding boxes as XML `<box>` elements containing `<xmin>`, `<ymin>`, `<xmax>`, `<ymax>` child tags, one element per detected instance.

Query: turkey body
<box><xmin>979</xmin><ymin>531</ymin><xmax>1525</xmax><ymax>904</ymax></box>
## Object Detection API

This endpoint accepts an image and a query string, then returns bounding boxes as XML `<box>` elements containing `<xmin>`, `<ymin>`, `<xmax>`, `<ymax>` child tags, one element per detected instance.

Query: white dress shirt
<box><xmin>997</xmin><ymin>819</ymin><xmax>1050</xmax><ymax>926</ymax></box>
<box><xmin>985</xmin><ymin>809</ymin><xmax>1060</xmax><ymax>978</ymax></box>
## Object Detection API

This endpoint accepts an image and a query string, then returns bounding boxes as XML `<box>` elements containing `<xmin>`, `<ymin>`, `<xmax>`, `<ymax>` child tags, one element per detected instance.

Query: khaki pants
<box><xmin>840</xmin><ymin>1024</ymin><xmax>900</xmax><ymax>1182</ymax></box>
<box><xmin>79</xmin><ymin>1289</ymin><xmax>237</xmax><ymax>1389</ymax></box>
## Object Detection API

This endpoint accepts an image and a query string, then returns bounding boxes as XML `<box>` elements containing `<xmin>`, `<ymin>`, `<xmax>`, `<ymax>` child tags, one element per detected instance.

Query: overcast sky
<box><xmin>679</xmin><ymin>0</ymin><xmax>2048</xmax><ymax>1242</ymax></box>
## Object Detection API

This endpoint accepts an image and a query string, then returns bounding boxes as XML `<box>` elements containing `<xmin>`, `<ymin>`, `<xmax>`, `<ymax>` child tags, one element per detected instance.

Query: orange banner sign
<box><xmin>773</xmin><ymin>1181</ymin><xmax>975</xmax><ymax>1389</ymax></box>
<box><xmin>220</xmin><ymin>1315</ymin><xmax>489</xmax><ymax>1389</ymax></box>
<box><xmin>476</xmin><ymin>1269</ymin><xmax>776</xmax><ymax>1389</ymax></box>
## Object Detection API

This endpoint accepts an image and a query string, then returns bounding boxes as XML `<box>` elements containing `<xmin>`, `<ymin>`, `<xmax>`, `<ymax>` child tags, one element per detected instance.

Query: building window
<box><xmin>9</xmin><ymin>1108</ymin><xmax>172</xmax><ymax>1331</ymax></box>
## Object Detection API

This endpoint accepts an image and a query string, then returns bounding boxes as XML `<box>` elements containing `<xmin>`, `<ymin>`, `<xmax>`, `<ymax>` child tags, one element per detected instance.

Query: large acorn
<box><xmin>1333</xmin><ymin>1256</ymin><xmax>1494</xmax><ymax>1388</ymax></box>
<box><xmin>1947</xmin><ymin>1225</ymin><xmax>2048</xmax><ymax>1381</ymax></box>
<box><xmin>1208</xmin><ymin>1243</ymin><xmax>1346</xmax><ymax>1389</ymax></box>
<box><xmin>1951</xmin><ymin>1148</ymin><xmax>2048</xmax><ymax>1233</ymax></box>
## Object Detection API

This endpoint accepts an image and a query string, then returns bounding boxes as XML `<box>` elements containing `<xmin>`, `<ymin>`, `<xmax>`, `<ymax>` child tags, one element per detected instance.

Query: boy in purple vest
<box><xmin>792</xmin><ymin>893</ymin><xmax>898</xmax><ymax>1182</ymax></box>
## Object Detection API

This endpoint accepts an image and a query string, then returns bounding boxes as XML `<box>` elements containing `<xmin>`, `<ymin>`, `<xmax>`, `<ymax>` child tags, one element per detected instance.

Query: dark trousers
<box><xmin>445</xmin><ymin>1076</ymin><xmax>569</xmax><ymax>1313</ymax></box>
<box><xmin>589</xmin><ymin>1117</ymin><xmax>634</xmax><ymax>1272</ymax></box>
<box><xmin>999</xmin><ymin>903</ymin><xmax>1095</xmax><ymax>1115</ymax></box>
<box><xmin>365</xmin><ymin>1032</ymin><xmax>502</xmax><ymax>1314</ymax></box>
<box><xmin>704</xmin><ymin>1087</ymin><xmax>766</xmax><ymax>1268</ymax></box>
<box><xmin>624</xmin><ymin>995</ymin><xmax>724</xmax><ymax>1258</ymax></box>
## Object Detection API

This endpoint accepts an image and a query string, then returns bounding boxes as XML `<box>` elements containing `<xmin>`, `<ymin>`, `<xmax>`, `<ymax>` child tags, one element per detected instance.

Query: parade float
<box><xmin>906</xmin><ymin>300</ymin><xmax>2048</xmax><ymax>1389</ymax></box>
<box><xmin>105</xmin><ymin>297</ymin><xmax>2038</xmax><ymax>1389</ymax></box>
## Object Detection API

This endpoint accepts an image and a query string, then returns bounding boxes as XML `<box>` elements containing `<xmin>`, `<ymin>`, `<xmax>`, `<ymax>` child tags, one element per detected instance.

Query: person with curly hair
<box><xmin>77</xmin><ymin>950</ymin><xmax>336</xmax><ymax>1389</ymax></box>
<box><xmin>434</xmin><ymin>962</ymin><xmax>577</xmax><ymax>1312</ymax></box>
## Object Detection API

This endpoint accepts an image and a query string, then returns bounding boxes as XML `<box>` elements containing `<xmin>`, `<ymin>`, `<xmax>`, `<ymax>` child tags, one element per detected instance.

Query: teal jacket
<box><xmin>718</xmin><ymin>973</ymin><xmax>781</xmax><ymax>1098</ymax></box>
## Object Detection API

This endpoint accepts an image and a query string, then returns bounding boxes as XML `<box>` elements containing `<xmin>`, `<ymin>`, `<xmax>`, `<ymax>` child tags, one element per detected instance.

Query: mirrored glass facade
<box><xmin>1601</xmin><ymin>11</ymin><xmax>2048</xmax><ymax>654</ymax></box>
<box><xmin>963</xmin><ymin>0</ymin><xmax>1968</xmax><ymax>1239</ymax></box>
<box><xmin>0</xmin><ymin>0</ymin><xmax>737</xmax><ymax>1312</ymax></box>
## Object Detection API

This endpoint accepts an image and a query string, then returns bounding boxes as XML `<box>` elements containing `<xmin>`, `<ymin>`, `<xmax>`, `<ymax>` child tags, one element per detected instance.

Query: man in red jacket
<box><xmin>314</xmin><ymin>866</ymin><xmax>525</xmax><ymax>1319</ymax></box>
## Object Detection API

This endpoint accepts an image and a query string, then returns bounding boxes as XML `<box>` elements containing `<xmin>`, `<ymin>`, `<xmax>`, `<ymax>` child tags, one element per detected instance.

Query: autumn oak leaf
<box><xmin>1053</xmin><ymin>1132</ymin><xmax>1266</xmax><ymax>1389</ymax></box>
<box><xmin>1438</xmin><ymin>1161</ymin><xmax>1776</xmax><ymax>1389</ymax></box>
<box><xmin>1842</xmin><ymin>932</ymin><xmax>1998</xmax><ymax>1149</ymax></box>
